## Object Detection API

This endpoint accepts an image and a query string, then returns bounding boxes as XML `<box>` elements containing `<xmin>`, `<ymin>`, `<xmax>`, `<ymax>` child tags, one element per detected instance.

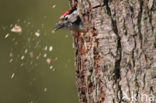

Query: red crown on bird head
<box><xmin>60</xmin><ymin>10</ymin><xmax>71</xmax><ymax>19</ymax></box>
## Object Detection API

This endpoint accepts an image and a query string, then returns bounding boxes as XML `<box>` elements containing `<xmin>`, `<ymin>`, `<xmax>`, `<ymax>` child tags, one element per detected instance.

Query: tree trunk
<box><xmin>70</xmin><ymin>0</ymin><xmax>156</xmax><ymax>103</ymax></box>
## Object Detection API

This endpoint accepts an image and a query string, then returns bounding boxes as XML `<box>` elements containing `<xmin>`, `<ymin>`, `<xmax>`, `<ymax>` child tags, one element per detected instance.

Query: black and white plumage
<box><xmin>54</xmin><ymin>9</ymin><xmax>84</xmax><ymax>32</ymax></box>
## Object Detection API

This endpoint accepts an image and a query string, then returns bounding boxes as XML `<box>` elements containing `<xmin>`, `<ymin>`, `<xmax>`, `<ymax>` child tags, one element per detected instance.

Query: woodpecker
<box><xmin>54</xmin><ymin>8</ymin><xmax>84</xmax><ymax>32</ymax></box>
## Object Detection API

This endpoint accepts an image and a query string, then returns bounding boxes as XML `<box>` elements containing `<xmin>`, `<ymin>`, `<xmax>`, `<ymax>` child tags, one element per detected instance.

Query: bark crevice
<box><xmin>138</xmin><ymin>0</ymin><xmax>143</xmax><ymax>49</ymax></box>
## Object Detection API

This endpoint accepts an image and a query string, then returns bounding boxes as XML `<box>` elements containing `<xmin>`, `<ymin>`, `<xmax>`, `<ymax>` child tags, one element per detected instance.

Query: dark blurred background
<box><xmin>0</xmin><ymin>0</ymin><xmax>78</xmax><ymax>103</ymax></box>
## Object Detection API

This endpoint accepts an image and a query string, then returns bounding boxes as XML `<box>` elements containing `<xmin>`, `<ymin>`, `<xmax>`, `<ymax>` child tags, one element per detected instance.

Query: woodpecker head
<box><xmin>54</xmin><ymin>9</ymin><xmax>83</xmax><ymax>31</ymax></box>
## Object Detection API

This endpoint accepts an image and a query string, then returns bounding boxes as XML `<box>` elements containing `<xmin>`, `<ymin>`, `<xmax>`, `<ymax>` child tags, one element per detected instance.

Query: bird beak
<box><xmin>54</xmin><ymin>23</ymin><xmax>64</xmax><ymax>31</ymax></box>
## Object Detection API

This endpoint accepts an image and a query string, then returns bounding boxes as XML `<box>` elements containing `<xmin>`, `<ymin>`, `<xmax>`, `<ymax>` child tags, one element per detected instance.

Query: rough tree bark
<box><xmin>70</xmin><ymin>0</ymin><xmax>156</xmax><ymax>103</ymax></box>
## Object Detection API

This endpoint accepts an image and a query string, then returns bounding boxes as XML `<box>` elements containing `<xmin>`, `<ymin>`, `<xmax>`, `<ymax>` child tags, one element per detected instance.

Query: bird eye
<box><xmin>64</xmin><ymin>17</ymin><xmax>68</xmax><ymax>20</ymax></box>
